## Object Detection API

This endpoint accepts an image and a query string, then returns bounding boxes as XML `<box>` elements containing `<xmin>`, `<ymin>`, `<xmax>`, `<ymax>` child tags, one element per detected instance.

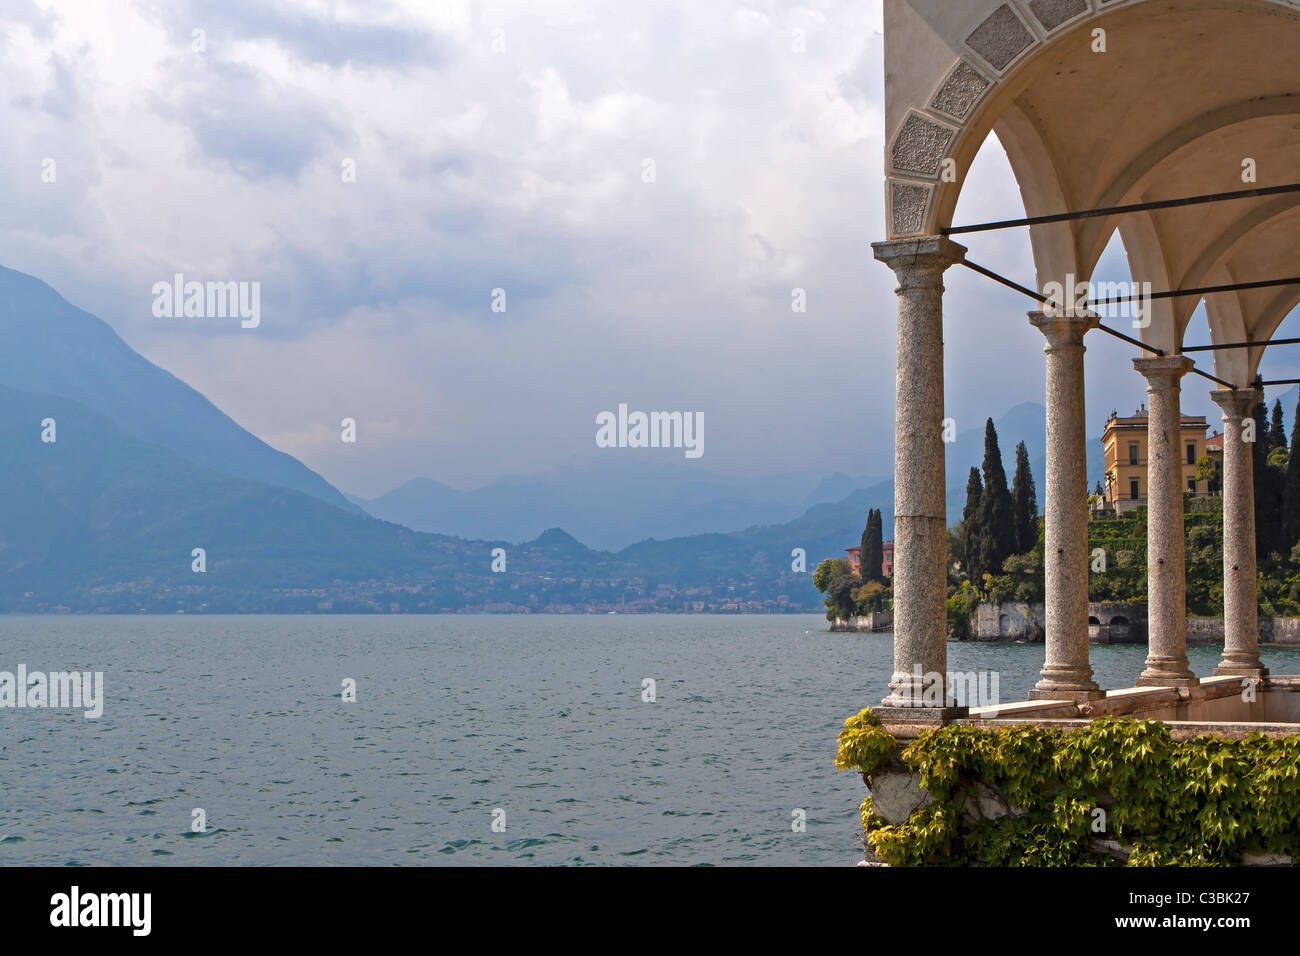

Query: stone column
<box><xmin>1028</xmin><ymin>311</ymin><xmax>1104</xmax><ymax>701</ymax></box>
<box><xmin>1210</xmin><ymin>388</ymin><xmax>1268</xmax><ymax>678</ymax></box>
<box><xmin>1133</xmin><ymin>355</ymin><xmax>1197</xmax><ymax>686</ymax></box>
<box><xmin>871</xmin><ymin>236</ymin><xmax>966</xmax><ymax>714</ymax></box>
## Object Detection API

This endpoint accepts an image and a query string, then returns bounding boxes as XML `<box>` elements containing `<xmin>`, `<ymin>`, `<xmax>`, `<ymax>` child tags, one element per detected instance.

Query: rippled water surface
<box><xmin>2</xmin><ymin>615</ymin><xmax>1297</xmax><ymax>866</ymax></box>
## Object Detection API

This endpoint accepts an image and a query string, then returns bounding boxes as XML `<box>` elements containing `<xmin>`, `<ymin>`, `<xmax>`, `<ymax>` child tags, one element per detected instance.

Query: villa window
<box><xmin>1186</xmin><ymin>443</ymin><xmax>1196</xmax><ymax>466</ymax></box>
<box><xmin>1128</xmin><ymin>443</ymin><xmax>1138</xmax><ymax>465</ymax></box>
<box><xmin>1130</xmin><ymin>478</ymin><xmax>1139</xmax><ymax>500</ymax></box>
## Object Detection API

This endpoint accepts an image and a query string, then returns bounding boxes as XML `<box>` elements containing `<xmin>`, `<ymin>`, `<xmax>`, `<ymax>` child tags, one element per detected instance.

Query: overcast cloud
<box><xmin>0</xmin><ymin>0</ymin><xmax>1288</xmax><ymax>497</ymax></box>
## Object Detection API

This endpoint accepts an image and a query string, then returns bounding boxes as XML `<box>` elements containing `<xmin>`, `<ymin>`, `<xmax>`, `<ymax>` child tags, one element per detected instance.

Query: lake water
<box><xmin>2</xmin><ymin>614</ymin><xmax>1298</xmax><ymax>866</ymax></box>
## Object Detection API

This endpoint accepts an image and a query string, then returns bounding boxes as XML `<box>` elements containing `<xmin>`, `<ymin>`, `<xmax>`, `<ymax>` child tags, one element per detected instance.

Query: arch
<box><xmin>1116</xmin><ymin>210</ymin><xmax>1179</xmax><ymax>353</ymax></box>
<box><xmin>884</xmin><ymin>0</ymin><xmax>1300</xmax><ymax>370</ymax></box>
<box><xmin>1202</xmin><ymin>273</ymin><xmax>1252</xmax><ymax>386</ymax></box>
<box><xmin>1174</xmin><ymin>194</ymin><xmax>1300</xmax><ymax>299</ymax></box>
<box><xmin>1248</xmin><ymin>287</ymin><xmax>1300</xmax><ymax>379</ymax></box>
<box><xmin>883</xmin><ymin>0</ymin><xmax>1300</xmax><ymax>389</ymax></box>
<box><xmin>888</xmin><ymin>1</ymin><xmax>1300</xmax><ymax>243</ymax></box>
<box><xmin>990</xmin><ymin>103</ymin><xmax>1080</xmax><ymax>287</ymax></box>
<box><xmin>1074</xmin><ymin>96</ymin><xmax>1300</xmax><ymax>275</ymax></box>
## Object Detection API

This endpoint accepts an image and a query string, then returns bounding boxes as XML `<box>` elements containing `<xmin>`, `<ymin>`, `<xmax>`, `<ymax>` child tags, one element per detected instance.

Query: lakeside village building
<box><xmin>845</xmin><ymin>540</ymin><xmax>895</xmax><ymax>578</ymax></box>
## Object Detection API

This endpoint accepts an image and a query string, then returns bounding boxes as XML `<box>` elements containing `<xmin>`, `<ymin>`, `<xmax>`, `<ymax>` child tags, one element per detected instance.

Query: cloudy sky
<box><xmin>1</xmin><ymin>0</ymin><xmax>1293</xmax><ymax>498</ymax></box>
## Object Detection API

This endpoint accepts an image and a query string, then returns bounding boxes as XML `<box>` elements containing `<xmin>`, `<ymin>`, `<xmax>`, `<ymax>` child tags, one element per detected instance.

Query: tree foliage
<box><xmin>956</xmin><ymin>467</ymin><xmax>982</xmax><ymax>575</ymax></box>
<box><xmin>947</xmin><ymin>426</ymin><xmax>1043</xmax><ymax>615</ymax></box>
<box><xmin>836</xmin><ymin>713</ymin><xmax>1300</xmax><ymax>866</ymax></box>
<box><xmin>1270</xmin><ymin>399</ymin><xmax>1287</xmax><ymax>451</ymax></box>
<box><xmin>1284</xmin><ymin>395</ymin><xmax>1300</xmax><ymax>549</ymax></box>
<box><xmin>974</xmin><ymin>419</ymin><xmax>1017</xmax><ymax>583</ymax></box>
<box><xmin>860</xmin><ymin>508</ymin><xmax>885</xmax><ymax>584</ymax></box>
<box><xmin>1253</xmin><ymin>400</ymin><xmax>1286</xmax><ymax>560</ymax></box>
<box><xmin>1011</xmin><ymin>440</ymin><xmax>1038</xmax><ymax>555</ymax></box>
<box><xmin>813</xmin><ymin>556</ymin><xmax>892</xmax><ymax>621</ymax></box>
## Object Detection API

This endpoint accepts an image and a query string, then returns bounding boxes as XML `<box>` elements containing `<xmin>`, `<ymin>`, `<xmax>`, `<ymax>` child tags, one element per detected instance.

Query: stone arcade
<box><xmin>871</xmin><ymin>0</ymin><xmax>1300</xmax><ymax>731</ymax></box>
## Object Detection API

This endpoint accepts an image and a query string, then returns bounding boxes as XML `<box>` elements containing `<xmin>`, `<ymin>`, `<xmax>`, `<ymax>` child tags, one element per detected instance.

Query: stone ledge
<box><xmin>880</xmin><ymin>676</ymin><xmax>1300</xmax><ymax>737</ymax></box>
<box><xmin>952</xmin><ymin>716</ymin><xmax>1300</xmax><ymax>740</ymax></box>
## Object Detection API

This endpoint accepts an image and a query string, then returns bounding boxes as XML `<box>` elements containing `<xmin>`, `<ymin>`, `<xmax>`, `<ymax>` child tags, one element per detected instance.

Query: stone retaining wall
<box><xmin>831</xmin><ymin>610</ymin><xmax>893</xmax><ymax>632</ymax></box>
<box><xmin>970</xmin><ymin>602</ymin><xmax>1044</xmax><ymax>641</ymax></box>
<box><xmin>965</xmin><ymin>601</ymin><xmax>1300</xmax><ymax>646</ymax></box>
<box><xmin>835</xmin><ymin>603</ymin><xmax>1300</xmax><ymax>646</ymax></box>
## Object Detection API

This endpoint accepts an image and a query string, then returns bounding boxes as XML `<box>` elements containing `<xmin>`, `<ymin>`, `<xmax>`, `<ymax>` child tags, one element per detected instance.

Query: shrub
<box><xmin>835</xmin><ymin>712</ymin><xmax>1300</xmax><ymax>866</ymax></box>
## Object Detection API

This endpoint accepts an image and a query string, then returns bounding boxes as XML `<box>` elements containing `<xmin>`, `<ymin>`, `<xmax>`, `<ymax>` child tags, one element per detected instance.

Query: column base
<box><xmin>1029</xmin><ymin>664</ymin><xmax>1104</xmax><ymax>701</ymax></box>
<box><xmin>1214</xmin><ymin>660</ymin><xmax>1269</xmax><ymax>678</ymax></box>
<box><xmin>1136</xmin><ymin>657</ymin><xmax>1198</xmax><ymax>687</ymax></box>
<box><xmin>874</xmin><ymin>703</ymin><xmax>969</xmax><ymax>722</ymax></box>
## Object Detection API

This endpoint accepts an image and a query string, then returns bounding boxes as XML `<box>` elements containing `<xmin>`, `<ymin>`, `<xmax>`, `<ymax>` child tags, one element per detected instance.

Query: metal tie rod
<box><xmin>1182</xmin><ymin>336</ymin><xmax>1300</xmax><ymax>353</ymax></box>
<box><xmin>1188</xmin><ymin>366</ymin><xmax>1237</xmax><ymax>390</ymax></box>
<box><xmin>943</xmin><ymin>182</ymin><xmax>1300</xmax><ymax>236</ymax></box>
<box><xmin>1090</xmin><ymin>275</ymin><xmax>1300</xmax><ymax>306</ymax></box>
<box><xmin>957</xmin><ymin>259</ymin><xmax>1164</xmax><ymax>356</ymax></box>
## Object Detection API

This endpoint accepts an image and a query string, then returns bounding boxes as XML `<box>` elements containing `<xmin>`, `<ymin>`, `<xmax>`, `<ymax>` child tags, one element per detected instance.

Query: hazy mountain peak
<box><xmin>0</xmin><ymin>264</ymin><xmax>358</xmax><ymax>514</ymax></box>
<box><xmin>530</xmin><ymin>527</ymin><xmax>587</xmax><ymax>550</ymax></box>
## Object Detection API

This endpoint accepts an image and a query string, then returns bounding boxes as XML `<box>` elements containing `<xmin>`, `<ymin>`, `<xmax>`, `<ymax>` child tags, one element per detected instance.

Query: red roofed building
<box><xmin>1205</xmin><ymin>429</ymin><xmax>1223</xmax><ymax>464</ymax></box>
<box><xmin>846</xmin><ymin>541</ymin><xmax>894</xmax><ymax>578</ymax></box>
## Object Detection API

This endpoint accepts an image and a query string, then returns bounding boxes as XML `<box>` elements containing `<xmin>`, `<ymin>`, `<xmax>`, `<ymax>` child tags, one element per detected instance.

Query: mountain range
<box><xmin>346</xmin><ymin>464</ymin><xmax>892</xmax><ymax>552</ymax></box>
<box><xmin>348</xmin><ymin>401</ymin><xmax>1105</xmax><ymax>550</ymax></box>
<box><xmin>0</xmin><ymin>264</ymin><xmax>1107</xmax><ymax>612</ymax></box>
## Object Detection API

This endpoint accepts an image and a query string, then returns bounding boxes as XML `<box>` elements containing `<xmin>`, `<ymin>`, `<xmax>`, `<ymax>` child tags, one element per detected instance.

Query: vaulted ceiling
<box><xmin>884</xmin><ymin>0</ymin><xmax>1300</xmax><ymax>383</ymax></box>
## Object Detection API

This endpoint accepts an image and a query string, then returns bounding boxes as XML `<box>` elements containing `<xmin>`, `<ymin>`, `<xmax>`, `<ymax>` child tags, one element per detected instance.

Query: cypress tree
<box><xmin>858</xmin><ymin>508</ymin><xmax>884</xmax><ymax>583</ymax></box>
<box><xmin>1285</xmin><ymin>398</ymin><xmax>1300</xmax><ymax>549</ymax></box>
<box><xmin>976</xmin><ymin>419</ymin><xmax>1017</xmax><ymax>580</ymax></box>
<box><xmin>862</xmin><ymin>509</ymin><xmax>884</xmax><ymax>583</ymax></box>
<box><xmin>1271</xmin><ymin>399</ymin><xmax>1288</xmax><ymax>451</ymax></box>
<box><xmin>859</xmin><ymin>509</ymin><xmax>872</xmax><ymax>579</ymax></box>
<box><xmin>1253</xmin><ymin>400</ymin><xmax>1283</xmax><ymax>559</ymax></box>
<box><xmin>961</xmin><ymin>466</ymin><xmax>983</xmax><ymax>578</ymax></box>
<box><xmin>1011</xmin><ymin>440</ymin><xmax>1038</xmax><ymax>554</ymax></box>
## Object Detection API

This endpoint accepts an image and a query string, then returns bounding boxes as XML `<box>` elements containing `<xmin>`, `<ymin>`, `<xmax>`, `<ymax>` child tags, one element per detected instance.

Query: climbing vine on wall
<box><xmin>835</xmin><ymin>709</ymin><xmax>1300</xmax><ymax>866</ymax></box>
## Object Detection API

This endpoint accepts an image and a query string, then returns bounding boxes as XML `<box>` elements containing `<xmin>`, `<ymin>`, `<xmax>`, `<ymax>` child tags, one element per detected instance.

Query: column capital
<box><xmin>871</xmin><ymin>236</ymin><xmax>966</xmax><ymax>287</ymax></box>
<box><xmin>1029</xmin><ymin>310</ymin><xmax>1099</xmax><ymax>350</ymax></box>
<box><xmin>1209</xmin><ymin>387</ymin><xmax>1261</xmax><ymax>419</ymax></box>
<box><xmin>1132</xmin><ymin>354</ymin><xmax>1194</xmax><ymax>385</ymax></box>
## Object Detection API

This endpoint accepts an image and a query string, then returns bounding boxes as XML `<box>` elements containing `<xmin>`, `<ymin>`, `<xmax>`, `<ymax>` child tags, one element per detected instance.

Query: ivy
<box><xmin>835</xmin><ymin>710</ymin><xmax>1300</xmax><ymax>866</ymax></box>
<box><xmin>834</xmin><ymin>708</ymin><xmax>897</xmax><ymax>776</ymax></box>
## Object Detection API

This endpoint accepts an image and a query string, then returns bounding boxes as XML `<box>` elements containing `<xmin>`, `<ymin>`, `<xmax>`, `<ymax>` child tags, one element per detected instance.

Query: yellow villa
<box><xmin>1100</xmin><ymin>405</ymin><xmax>1210</xmax><ymax>513</ymax></box>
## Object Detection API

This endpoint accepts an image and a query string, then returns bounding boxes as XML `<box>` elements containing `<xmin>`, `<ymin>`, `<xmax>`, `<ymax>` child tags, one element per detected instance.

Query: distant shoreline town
<box><xmin>19</xmin><ymin>577</ymin><xmax>814</xmax><ymax>615</ymax></box>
